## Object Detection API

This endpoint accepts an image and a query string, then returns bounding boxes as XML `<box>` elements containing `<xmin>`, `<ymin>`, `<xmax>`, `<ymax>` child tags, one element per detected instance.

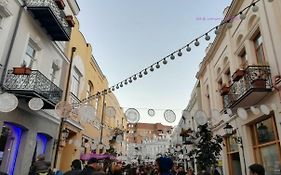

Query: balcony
<box><xmin>223</xmin><ymin>65</ymin><xmax>272</xmax><ymax>109</ymax></box>
<box><xmin>3</xmin><ymin>70</ymin><xmax>63</xmax><ymax>109</ymax></box>
<box><xmin>25</xmin><ymin>0</ymin><xmax>71</xmax><ymax>41</ymax></box>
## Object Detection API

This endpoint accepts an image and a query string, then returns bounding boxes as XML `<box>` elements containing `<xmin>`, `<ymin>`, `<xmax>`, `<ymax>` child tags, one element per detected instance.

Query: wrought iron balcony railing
<box><xmin>223</xmin><ymin>65</ymin><xmax>272</xmax><ymax>108</ymax></box>
<box><xmin>25</xmin><ymin>0</ymin><xmax>71</xmax><ymax>41</ymax></box>
<box><xmin>3</xmin><ymin>70</ymin><xmax>63</xmax><ymax>108</ymax></box>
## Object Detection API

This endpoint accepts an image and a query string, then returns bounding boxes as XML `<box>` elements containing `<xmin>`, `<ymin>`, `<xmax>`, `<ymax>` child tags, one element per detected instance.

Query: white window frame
<box><xmin>71</xmin><ymin>67</ymin><xmax>82</xmax><ymax>97</ymax></box>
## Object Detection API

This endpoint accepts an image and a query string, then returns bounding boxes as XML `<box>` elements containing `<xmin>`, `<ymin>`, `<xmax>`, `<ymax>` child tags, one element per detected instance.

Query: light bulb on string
<box><xmin>205</xmin><ymin>33</ymin><xmax>210</xmax><ymax>41</ymax></box>
<box><xmin>215</xmin><ymin>26</ymin><xmax>219</xmax><ymax>35</ymax></box>
<box><xmin>139</xmin><ymin>72</ymin><xmax>143</xmax><ymax>78</ymax></box>
<box><xmin>129</xmin><ymin>78</ymin><xmax>132</xmax><ymax>83</ymax></box>
<box><xmin>111</xmin><ymin>87</ymin><xmax>115</xmax><ymax>91</ymax></box>
<box><xmin>156</xmin><ymin>62</ymin><xmax>160</xmax><ymax>69</ymax></box>
<box><xmin>120</xmin><ymin>82</ymin><xmax>123</xmax><ymax>87</ymax></box>
<box><xmin>150</xmin><ymin>66</ymin><xmax>154</xmax><ymax>72</ymax></box>
<box><xmin>124</xmin><ymin>80</ymin><xmax>128</xmax><ymax>85</ymax></box>
<box><xmin>170</xmin><ymin>54</ymin><xmax>175</xmax><ymax>60</ymax></box>
<box><xmin>116</xmin><ymin>84</ymin><xmax>119</xmax><ymax>89</ymax></box>
<box><xmin>177</xmin><ymin>50</ymin><xmax>182</xmax><ymax>57</ymax></box>
<box><xmin>133</xmin><ymin>75</ymin><xmax>137</xmax><ymax>81</ymax></box>
<box><xmin>163</xmin><ymin>59</ymin><xmax>167</xmax><ymax>65</ymax></box>
<box><xmin>186</xmin><ymin>45</ymin><xmax>191</xmax><ymax>52</ymax></box>
<box><xmin>252</xmin><ymin>3</ymin><xmax>259</xmax><ymax>12</ymax></box>
<box><xmin>239</xmin><ymin>12</ymin><xmax>246</xmax><ymax>20</ymax></box>
<box><xmin>144</xmin><ymin>69</ymin><xmax>148</xmax><ymax>75</ymax></box>
<box><xmin>194</xmin><ymin>39</ymin><xmax>200</xmax><ymax>46</ymax></box>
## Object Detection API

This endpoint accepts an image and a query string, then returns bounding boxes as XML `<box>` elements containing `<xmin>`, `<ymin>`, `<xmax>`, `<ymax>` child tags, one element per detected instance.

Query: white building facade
<box><xmin>0</xmin><ymin>0</ymin><xmax>79</xmax><ymax>174</ymax></box>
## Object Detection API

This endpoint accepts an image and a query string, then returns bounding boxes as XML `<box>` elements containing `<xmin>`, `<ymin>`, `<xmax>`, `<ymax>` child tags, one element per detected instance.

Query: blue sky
<box><xmin>77</xmin><ymin>0</ymin><xmax>232</xmax><ymax>126</ymax></box>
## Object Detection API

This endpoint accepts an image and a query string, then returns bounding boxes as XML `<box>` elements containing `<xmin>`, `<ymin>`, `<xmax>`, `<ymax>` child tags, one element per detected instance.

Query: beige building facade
<box><xmin>196</xmin><ymin>0</ymin><xmax>281</xmax><ymax>175</ymax></box>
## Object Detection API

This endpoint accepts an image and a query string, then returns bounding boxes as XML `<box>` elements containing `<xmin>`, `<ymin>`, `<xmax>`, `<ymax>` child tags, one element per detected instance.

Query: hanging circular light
<box><xmin>239</xmin><ymin>12</ymin><xmax>246</xmax><ymax>20</ymax></box>
<box><xmin>120</xmin><ymin>82</ymin><xmax>123</xmax><ymax>87</ymax></box>
<box><xmin>170</xmin><ymin>54</ymin><xmax>175</xmax><ymax>60</ymax></box>
<box><xmin>205</xmin><ymin>33</ymin><xmax>210</xmax><ymax>41</ymax></box>
<box><xmin>186</xmin><ymin>45</ymin><xmax>191</xmax><ymax>52</ymax></box>
<box><xmin>116</xmin><ymin>85</ymin><xmax>119</xmax><ymax>89</ymax></box>
<box><xmin>139</xmin><ymin>72</ymin><xmax>143</xmax><ymax>78</ymax></box>
<box><xmin>163</xmin><ymin>59</ymin><xmax>167</xmax><ymax>65</ymax></box>
<box><xmin>150</xmin><ymin>66</ymin><xmax>154</xmax><ymax>72</ymax></box>
<box><xmin>133</xmin><ymin>75</ymin><xmax>137</xmax><ymax>80</ymax></box>
<box><xmin>214</xmin><ymin>26</ymin><xmax>219</xmax><ymax>35</ymax></box>
<box><xmin>144</xmin><ymin>69</ymin><xmax>148</xmax><ymax>75</ymax></box>
<box><xmin>112</xmin><ymin>87</ymin><xmax>115</xmax><ymax>91</ymax></box>
<box><xmin>177</xmin><ymin>50</ymin><xmax>182</xmax><ymax>57</ymax></box>
<box><xmin>129</xmin><ymin>78</ymin><xmax>132</xmax><ymax>83</ymax></box>
<box><xmin>156</xmin><ymin>62</ymin><xmax>160</xmax><ymax>69</ymax></box>
<box><xmin>28</xmin><ymin>97</ymin><xmax>44</xmax><ymax>111</ymax></box>
<box><xmin>252</xmin><ymin>4</ymin><xmax>259</xmax><ymax>12</ymax></box>
<box><xmin>194</xmin><ymin>39</ymin><xmax>200</xmax><ymax>46</ymax></box>
<box><xmin>124</xmin><ymin>80</ymin><xmax>128</xmax><ymax>85</ymax></box>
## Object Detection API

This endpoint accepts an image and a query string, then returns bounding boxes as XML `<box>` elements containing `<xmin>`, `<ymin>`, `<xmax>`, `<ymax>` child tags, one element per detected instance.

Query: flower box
<box><xmin>232</xmin><ymin>69</ymin><xmax>245</xmax><ymax>81</ymax></box>
<box><xmin>252</xmin><ymin>79</ymin><xmax>266</xmax><ymax>89</ymax></box>
<box><xmin>66</xmin><ymin>15</ymin><xmax>75</xmax><ymax>27</ymax></box>
<box><xmin>220</xmin><ymin>84</ymin><xmax>230</xmax><ymax>96</ymax></box>
<box><xmin>13</xmin><ymin>67</ymin><xmax>32</xmax><ymax>75</ymax></box>
<box><xmin>55</xmin><ymin>0</ymin><xmax>65</xmax><ymax>10</ymax></box>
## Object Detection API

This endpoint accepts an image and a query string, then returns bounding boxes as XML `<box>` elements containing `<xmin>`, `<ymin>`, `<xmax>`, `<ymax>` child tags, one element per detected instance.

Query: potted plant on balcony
<box><xmin>66</xmin><ymin>15</ymin><xmax>75</xmax><ymax>27</ymax></box>
<box><xmin>55</xmin><ymin>0</ymin><xmax>65</xmax><ymax>10</ymax></box>
<box><xmin>220</xmin><ymin>83</ymin><xmax>230</xmax><ymax>96</ymax></box>
<box><xmin>13</xmin><ymin>62</ymin><xmax>32</xmax><ymax>75</ymax></box>
<box><xmin>232</xmin><ymin>68</ymin><xmax>245</xmax><ymax>81</ymax></box>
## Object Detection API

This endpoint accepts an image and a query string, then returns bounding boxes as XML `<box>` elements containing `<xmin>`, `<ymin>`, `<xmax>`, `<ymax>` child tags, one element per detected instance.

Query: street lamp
<box><xmin>223</xmin><ymin>123</ymin><xmax>233</xmax><ymax>136</ymax></box>
<box><xmin>61</xmin><ymin>128</ymin><xmax>69</xmax><ymax>140</ymax></box>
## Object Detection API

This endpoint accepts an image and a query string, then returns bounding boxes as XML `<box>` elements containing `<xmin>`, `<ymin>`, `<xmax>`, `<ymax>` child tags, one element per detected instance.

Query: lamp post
<box><xmin>98</xmin><ymin>90</ymin><xmax>106</xmax><ymax>153</ymax></box>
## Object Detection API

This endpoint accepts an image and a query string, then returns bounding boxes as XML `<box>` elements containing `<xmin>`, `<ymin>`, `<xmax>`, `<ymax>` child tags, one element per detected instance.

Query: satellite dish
<box><xmin>55</xmin><ymin>101</ymin><xmax>72</xmax><ymax>118</ymax></box>
<box><xmin>28</xmin><ymin>97</ymin><xmax>44</xmax><ymax>111</ymax></box>
<box><xmin>148</xmin><ymin>109</ymin><xmax>155</xmax><ymax>117</ymax></box>
<box><xmin>78</xmin><ymin>105</ymin><xmax>96</xmax><ymax>123</ymax></box>
<box><xmin>106</xmin><ymin>106</ymin><xmax>116</xmax><ymax>118</ymax></box>
<box><xmin>164</xmin><ymin>109</ymin><xmax>176</xmax><ymax>123</ymax></box>
<box><xmin>237</xmin><ymin>107</ymin><xmax>248</xmax><ymax>120</ymax></box>
<box><xmin>194</xmin><ymin>110</ymin><xmax>207</xmax><ymax>126</ymax></box>
<box><xmin>125</xmin><ymin>108</ymin><xmax>140</xmax><ymax>123</ymax></box>
<box><xmin>250</xmin><ymin>106</ymin><xmax>260</xmax><ymax>115</ymax></box>
<box><xmin>0</xmin><ymin>93</ymin><xmax>18</xmax><ymax>112</ymax></box>
<box><xmin>260</xmin><ymin>104</ymin><xmax>270</xmax><ymax>115</ymax></box>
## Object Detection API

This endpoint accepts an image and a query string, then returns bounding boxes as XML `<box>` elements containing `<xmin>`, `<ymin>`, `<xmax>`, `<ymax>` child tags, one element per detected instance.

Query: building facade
<box><xmin>196</xmin><ymin>0</ymin><xmax>281</xmax><ymax>175</ymax></box>
<box><xmin>126</xmin><ymin>123</ymin><xmax>172</xmax><ymax>163</ymax></box>
<box><xmin>0</xmin><ymin>0</ymin><xmax>79</xmax><ymax>174</ymax></box>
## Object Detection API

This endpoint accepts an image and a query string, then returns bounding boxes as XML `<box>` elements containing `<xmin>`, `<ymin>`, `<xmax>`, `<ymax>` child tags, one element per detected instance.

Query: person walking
<box><xmin>64</xmin><ymin>159</ymin><xmax>83</xmax><ymax>175</ymax></box>
<box><xmin>29</xmin><ymin>154</ymin><xmax>52</xmax><ymax>175</ymax></box>
<box><xmin>81</xmin><ymin>158</ymin><xmax>106</xmax><ymax>175</ymax></box>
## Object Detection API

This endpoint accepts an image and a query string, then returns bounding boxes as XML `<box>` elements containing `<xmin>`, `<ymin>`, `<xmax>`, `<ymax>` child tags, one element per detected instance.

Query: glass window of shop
<box><xmin>226</xmin><ymin>133</ymin><xmax>242</xmax><ymax>175</ymax></box>
<box><xmin>251</xmin><ymin>116</ymin><xmax>281</xmax><ymax>175</ymax></box>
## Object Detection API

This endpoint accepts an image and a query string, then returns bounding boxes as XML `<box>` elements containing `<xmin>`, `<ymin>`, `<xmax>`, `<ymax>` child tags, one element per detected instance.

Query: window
<box><xmin>225</xmin><ymin>133</ymin><xmax>242</xmax><ymax>175</ymax></box>
<box><xmin>71</xmin><ymin>67</ymin><xmax>82</xmax><ymax>97</ymax></box>
<box><xmin>23</xmin><ymin>41</ymin><xmax>36</xmax><ymax>68</ymax></box>
<box><xmin>253</xmin><ymin>32</ymin><xmax>266</xmax><ymax>64</ymax></box>
<box><xmin>251</xmin><ymin>116</ymin><xmax>281</xmax><ymax>175</ymax></box>
<box><xmin>225</xmin><ymin>69</ymin><xmax>231</xmax><ymax>85</ymax></box>
<box><xmin>0</xmin><ymin>16</ymin><xmax>3</xmax><ymax>29</ymax></box>
<box><xmin>239</xmin><ymin>49</ymin><xmax>248</xmax><ymax>69</ymax></box>
<box><xmin>86</xmin><ymin>81</ymin><xmax>93</xmax><ymax>98</ymax></box>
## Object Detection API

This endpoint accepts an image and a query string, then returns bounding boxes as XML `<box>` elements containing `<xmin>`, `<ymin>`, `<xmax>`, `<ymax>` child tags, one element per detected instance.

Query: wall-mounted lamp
<box><xmin>61</xmin><ymin>128</ymin><xmax>69</xmax><ymax>140</ymax></box>
<box><xmin>223</xmin><ymin>123</ymin><xmax>242</xmax><ymax>144</ymax></box>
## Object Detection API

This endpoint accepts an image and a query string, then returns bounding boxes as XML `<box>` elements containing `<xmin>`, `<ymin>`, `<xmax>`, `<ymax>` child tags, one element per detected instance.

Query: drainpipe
<box><xmin>0</xmin><ymin>2</ymin><xmax>26</xmax><ymax>88</ymax></box>
<box><xmin>99</xmin><ymin>91</ymin><xmax>106</xmax><ymax>152</ymax></box>
<box><xmin>53</xmin><ymin>46</ymin><xmax>76</xmax><ymax>168</ymax></box>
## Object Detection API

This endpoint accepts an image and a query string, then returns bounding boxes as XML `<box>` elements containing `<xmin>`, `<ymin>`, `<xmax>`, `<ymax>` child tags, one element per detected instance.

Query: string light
<box><xmin>78</xmin><ymin>0</ymin><xmax>263</xmax><ymax>104</ymax></box>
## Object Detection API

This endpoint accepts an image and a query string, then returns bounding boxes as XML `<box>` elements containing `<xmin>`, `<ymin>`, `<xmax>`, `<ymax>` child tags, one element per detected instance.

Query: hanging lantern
<box><xmin>223</xmin><ymin>123</ymin><xmax>233</xmax><ymax>135</ymax></box>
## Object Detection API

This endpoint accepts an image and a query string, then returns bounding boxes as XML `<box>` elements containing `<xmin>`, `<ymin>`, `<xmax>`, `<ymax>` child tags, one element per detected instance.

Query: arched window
<box><xmin>86</xmin><ymin>81</ymin><xmax>94</xmax><ymax>98</ymax></box>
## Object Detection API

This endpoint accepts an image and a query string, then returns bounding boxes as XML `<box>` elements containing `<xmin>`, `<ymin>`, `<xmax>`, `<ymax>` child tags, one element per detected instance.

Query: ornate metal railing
<box><xmin>223</xmin><ymin>65</ymin><xmax>272</xmax><ymax>108</ymax></box>
<box><xmin>3</xmin><ymin>70</ymin><xmax>63</xmax><ymax>105</ymax></box>
<box><xmin>25</xmin><ymin>0</ymin><xmax>71</xmax><ymax>37</ymax></box>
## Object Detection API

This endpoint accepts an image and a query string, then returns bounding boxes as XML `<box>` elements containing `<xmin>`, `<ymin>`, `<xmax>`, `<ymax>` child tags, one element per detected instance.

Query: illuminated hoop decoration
<box><xmin>78</xmin><ymin>105</ymin><xmax>96</xmax><ymax>124</ymax></box>
<box><xmin>125</xmin><ymin>108</ymin><xmax>140</xmax><ymax>123</ymax></box>
<box><xmin>237</xmin><ymin>107</ymin><xmax>248</xmax><ymax>120</ymax></box>
<box><xmin>55</xmin><ymin>101</ymin><xmax>72</xmax><ymax>118</ymax></box>
<box><xmin>28</xmin><ymin>97</ymin><xmax>44</xmax><ymax>111</ymax></box>
<box><xmin>0</xmin><ymin>93</ymin><xmax>18</xmax><ymax>112</ymax></box>
<box><xmin>250</xmin><ymin>106</ymin><xmax>260</xmax><ymax>115</ymax></box>
<box><xmin>164</xmin><ymin>109</ymin><xmax>176</xmax><ymax>123</ymax></box>
<box><xmin>194</xmin><ymin>110</ymin><xmax>207</xmax><ymax>126</ymax></box>
<box><xmin>148</xmin><ymin>109</ymin><xmax>155</xmax><ymax>117</ymax></box>
<box><xmin>106</xmin><ymin>106</ymin><xmax>116</xmax><ymax>118</ymax></box>
<box><xmin>260</xmin><ymin>104</ymin><xmax>270</xmax><ymax>115</ymax></box>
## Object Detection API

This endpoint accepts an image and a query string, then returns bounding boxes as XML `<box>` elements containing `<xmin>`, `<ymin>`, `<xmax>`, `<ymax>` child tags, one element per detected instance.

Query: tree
<box><xmin>189</xmin><ymin>123</ymin><xmax>223</xmax><ymax>172</ymax></box>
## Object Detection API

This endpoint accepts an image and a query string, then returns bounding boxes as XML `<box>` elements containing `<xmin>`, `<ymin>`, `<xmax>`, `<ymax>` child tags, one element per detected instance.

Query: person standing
<box><xmin>64</xmin><ymin>159</ymin><xmax>83</xmax><ymax>175</ymax></box>
<box><xmin>29</xmin><ymin>154</ymin><xmax>51</xmax><ymax>175</ymax></box>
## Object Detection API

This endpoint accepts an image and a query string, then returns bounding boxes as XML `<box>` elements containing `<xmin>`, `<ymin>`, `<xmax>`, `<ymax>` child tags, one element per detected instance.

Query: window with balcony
<box><xmin>251</xmin><ymin>116</ymin><xmax>281</xmax><ymax>174</ymax></box>
<box><xmin>71</xmin><ymin>67</ymin><xmax>82</xmax><ymax>97</ymax></box>
<box><xmin>239</xmin><ymin>49</ymin><xmax>248</xmax><ymax>69</ymax></box>
<box><xmin>253</xmin><ymin>32</ymin><xmax>266</xmax><ymax>65</ymax></box>
<box><xmin>23</xmin><ymin>41</ymin><xmax>37</xmax><ymax>68</ymax></box>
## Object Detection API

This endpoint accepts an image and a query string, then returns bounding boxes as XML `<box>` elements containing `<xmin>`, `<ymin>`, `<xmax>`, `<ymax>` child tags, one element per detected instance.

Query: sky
<box><xmin>77</xmin><ymin>0</ymin><xmax>232</xmax><ymax>126</ymax></box>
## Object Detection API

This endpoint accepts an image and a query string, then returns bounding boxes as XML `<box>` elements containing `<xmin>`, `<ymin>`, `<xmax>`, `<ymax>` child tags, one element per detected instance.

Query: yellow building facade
<box><xmin>56</xmin><ymin>18</ymin><xmax>126</xmax><ymax>172</ymax></box>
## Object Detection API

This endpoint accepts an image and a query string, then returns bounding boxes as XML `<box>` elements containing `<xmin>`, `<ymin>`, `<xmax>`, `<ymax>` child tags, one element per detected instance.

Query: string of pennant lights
<box><xmin>78</xmin><ymin>0</ymin><xmax>270</xmax><ymax>106</ymax></box>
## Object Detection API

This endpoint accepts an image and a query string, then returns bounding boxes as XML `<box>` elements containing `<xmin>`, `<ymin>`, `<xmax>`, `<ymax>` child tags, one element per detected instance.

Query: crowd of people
<box><xmin>28</xmin><ymin>154</ymin><xmax>266</xmax><ymax>175</ymax></box>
